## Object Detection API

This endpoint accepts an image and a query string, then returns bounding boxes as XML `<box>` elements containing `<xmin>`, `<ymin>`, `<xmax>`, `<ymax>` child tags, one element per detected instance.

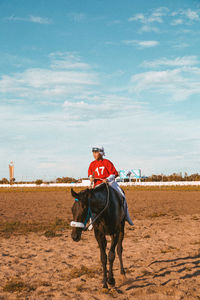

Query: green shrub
<box><xmin>35</xmin><ymin>179</ymin><xmax>43</xmax><ymax>185</ymax></box>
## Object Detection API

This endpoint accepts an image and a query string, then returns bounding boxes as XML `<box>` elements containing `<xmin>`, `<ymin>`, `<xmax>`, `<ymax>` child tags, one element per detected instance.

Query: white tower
<box><xmin>9</xmin><ymin>161</ymin><xmax>14</xmax><ymax>183</ymax></box>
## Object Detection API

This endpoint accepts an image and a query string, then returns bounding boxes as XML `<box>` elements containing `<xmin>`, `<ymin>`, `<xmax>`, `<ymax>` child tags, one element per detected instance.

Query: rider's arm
<box><xmin>88</xmin><ymin>162</ymin><xmax>94</xmax><ymax>183</ymax></box>
<box><xmin>88</xmin><ymin>162</ymin><xmax>93</xmax><ymax>177</ymax></box>
<box><xmin>106</xmin><ymin>160</ymin><xmax>119</xmax><ymax>180</ymax></box>
<box><xmin>106</xmin><ymin>174</ymin><xmax>116</xmax><ymax>182</ymax></box>
<box><xmin>89</xmin><ymin>175</ymin><xmax>94</xmax><ymax>183</ymax></box>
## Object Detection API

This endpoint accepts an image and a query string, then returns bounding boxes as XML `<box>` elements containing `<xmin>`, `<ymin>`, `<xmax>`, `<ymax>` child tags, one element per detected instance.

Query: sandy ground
<box><xmin>0</xmin><ymin>189</ymin><xmax>199</xmax><ymax>299</ymax></box>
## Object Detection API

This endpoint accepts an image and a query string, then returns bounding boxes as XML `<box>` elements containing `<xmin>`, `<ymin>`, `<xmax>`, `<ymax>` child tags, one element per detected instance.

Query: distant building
<box><xmin>118</xmin><ymin>169</ymin><xmax>141</xmax><ymax>182</ymax></box>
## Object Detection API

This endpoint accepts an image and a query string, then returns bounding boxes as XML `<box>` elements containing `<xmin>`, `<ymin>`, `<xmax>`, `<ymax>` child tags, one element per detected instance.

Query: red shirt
<box><xmin>88</xmin><ymin>158</ymin><xmax>118</xmax><ymax>187</ymax></box>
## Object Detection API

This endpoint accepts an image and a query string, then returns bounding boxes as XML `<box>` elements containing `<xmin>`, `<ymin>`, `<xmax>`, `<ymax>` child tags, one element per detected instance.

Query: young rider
<box><xmin>88</xmin><ymin>146</ymin><xmax>134</xmax><ymax>225</ymax></box>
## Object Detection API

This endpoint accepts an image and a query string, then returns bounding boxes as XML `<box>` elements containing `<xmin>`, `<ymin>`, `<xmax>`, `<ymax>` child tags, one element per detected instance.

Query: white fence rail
<box><xmin>0</xmin><ymin>181</ymin><xmax>200</xmax><ymax>188</ymax></box>
<box><xmin>119</xmin><ymin>181</ymin><xmax>200</xmax><ymax>186</ymax></box>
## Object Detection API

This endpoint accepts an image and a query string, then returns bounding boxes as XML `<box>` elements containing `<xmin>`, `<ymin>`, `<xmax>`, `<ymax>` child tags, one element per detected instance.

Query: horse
<box><xmin>70</xmin><ymin>183</ymin><xmax>126</xmax><ymax>288</ymax></box>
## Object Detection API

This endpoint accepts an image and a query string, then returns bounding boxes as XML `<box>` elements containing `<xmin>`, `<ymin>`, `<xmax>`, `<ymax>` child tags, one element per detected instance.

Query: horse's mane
<box><xmin>78</xmin><ymin>183</ymin><xmax>106</xmax><ymax>196</ymax></box>
<box><xmin>92</xmin><ymin>182</ymin><xmax>107</xmax><ymax>192</ymax></box>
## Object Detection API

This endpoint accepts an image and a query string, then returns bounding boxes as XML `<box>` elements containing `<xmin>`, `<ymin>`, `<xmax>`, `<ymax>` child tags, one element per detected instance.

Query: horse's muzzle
<box><xmin>71</xmin><ymin>227</ymin><xmax>82</xmax><ymax>242</ymax></box>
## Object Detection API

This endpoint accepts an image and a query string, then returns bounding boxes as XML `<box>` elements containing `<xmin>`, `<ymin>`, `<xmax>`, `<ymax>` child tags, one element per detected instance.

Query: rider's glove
<box><xmin>106</xmin><ymin>174</ymin><xmax>115</xmax><ymax>182</ymax></box>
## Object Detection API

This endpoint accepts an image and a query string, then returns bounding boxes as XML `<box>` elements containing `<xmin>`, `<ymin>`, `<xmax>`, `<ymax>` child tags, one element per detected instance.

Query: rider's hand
<box><xmin>90</xmin><ymin>176</ymin><xmax>94</xmax><ymax>183</ymax></box>
<box><xmin>102</xmin><ymin>179</ymin><xmax>108</xmax><ymax>183</ymax></box>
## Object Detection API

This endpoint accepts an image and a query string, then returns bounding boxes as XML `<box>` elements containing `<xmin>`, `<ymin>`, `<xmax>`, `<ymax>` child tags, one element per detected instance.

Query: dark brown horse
<box><xmin>70</xmin><ymin>183</ymin><xmax>126</xmax><ymax>288</ymax></box>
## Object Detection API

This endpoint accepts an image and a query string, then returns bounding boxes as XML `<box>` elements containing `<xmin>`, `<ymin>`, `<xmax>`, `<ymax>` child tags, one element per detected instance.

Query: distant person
<box><xmin>88</xmin><ymin>146</ymin><xmax>133</xmax><ymax>225</ymax></box>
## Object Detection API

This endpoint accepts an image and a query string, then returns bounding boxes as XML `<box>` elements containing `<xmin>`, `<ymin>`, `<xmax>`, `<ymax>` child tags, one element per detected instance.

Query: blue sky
<box><xmin>0</xmin><ymin>0</ymin><xmax>200</xmax><ymax>180</ymax></box>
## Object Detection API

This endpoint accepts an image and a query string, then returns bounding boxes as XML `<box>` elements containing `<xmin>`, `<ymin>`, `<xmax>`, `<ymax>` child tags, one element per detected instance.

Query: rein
<box><xmin>70</xmin><ymin>180</ymin><xmax>110</xmax><ymax>231</ymax></box>
<box><xmin>84</xmin><ymin>182</ymin><xmax>109</xmax><ymax>231</ymax></box>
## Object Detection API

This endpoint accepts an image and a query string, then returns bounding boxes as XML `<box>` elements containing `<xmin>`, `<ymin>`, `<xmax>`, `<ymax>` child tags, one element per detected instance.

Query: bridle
<box><xmin>70</xmin><ymin>179</ymin><xmax>110</xmax><ymax>231</ymax></box>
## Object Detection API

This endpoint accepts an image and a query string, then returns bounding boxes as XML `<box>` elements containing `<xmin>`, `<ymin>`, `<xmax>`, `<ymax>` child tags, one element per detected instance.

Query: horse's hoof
<box><xmin>108</xmin><ymin>277</ymin><xmax>115</xmax><ymax>286</ymax></box>
<box><xmin>101</xmin><ymin>287</ymin><xmax>109</xmax><ymax>294</ymax></box>
<box><xmin>102</xmin><ymin>283</ymin><xmax>108</xmax><ymax>289</ymax></box>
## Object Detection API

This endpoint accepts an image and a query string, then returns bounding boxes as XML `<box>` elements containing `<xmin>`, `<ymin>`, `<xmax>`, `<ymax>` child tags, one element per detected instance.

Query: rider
<box><xmin>88</xmin><ymin>146</ymin><xmax>134</xmax><ymax>225</ymax></box>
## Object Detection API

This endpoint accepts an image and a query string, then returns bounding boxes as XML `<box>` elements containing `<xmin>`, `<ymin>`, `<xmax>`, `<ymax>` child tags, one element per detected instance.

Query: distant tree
<box><xmin>0</xmin><ymin>178</ymin><xmax>9</xmax><ymax>184</ymax></box>
<box><xmin>143</xmin><ymin>173</ymin><xmax>200</xmax><ymax>182</ymax></box>
<box><xmin>35</xmin><ymin>179</ymin><xmax>43</xmax><ymax>185</ymax></box>
<box><xmin>56</xmin><ymin>176</ymin><xmax>78</xmax><ymax>183</ymax></box>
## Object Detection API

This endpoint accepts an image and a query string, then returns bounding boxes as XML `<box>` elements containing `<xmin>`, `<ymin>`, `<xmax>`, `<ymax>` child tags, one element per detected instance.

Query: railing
<box><xmin>119</xmin><ymin>181</ymin><xmax>200</xmax><ymax>186</ymax></box>
<box><xmin>1</xmin><ymin>181</ymin><xmax>200</xmax><ymax>188</ymax></box>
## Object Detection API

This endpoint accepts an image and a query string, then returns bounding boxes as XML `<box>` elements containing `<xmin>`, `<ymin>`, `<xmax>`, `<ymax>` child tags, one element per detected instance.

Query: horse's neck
<box><xmin>90</xmin><ymin>189</ymin><xmax>107</xmax><ymax>213</ymax></box>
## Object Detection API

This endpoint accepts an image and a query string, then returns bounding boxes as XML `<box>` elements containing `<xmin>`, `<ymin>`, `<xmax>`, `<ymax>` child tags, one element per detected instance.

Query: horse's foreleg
<box><xmin>117</xmin><ymin>222</ymin><xmax>125</xmax><ymax>275</ymax></box>
<box><xmin>94</xmin><ymin>230</ymin><xmax>108</xmax><ymax>288</ymax></box>
<box><xmin>108</xmin><ymin>232</ymin><xmax>119</xmax><ymax>286</ymax></box>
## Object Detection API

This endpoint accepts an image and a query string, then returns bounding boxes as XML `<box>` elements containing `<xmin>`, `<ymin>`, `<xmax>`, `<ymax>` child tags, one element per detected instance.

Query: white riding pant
<box><xmin>108</xmin><ymin>180</ymin><xmax>125</xmax><ymax>198</ymax></box>
<box><xmin>108</xmin><ymin>180</ymin><xmax>133</xmax><ymax>225</ymax></box>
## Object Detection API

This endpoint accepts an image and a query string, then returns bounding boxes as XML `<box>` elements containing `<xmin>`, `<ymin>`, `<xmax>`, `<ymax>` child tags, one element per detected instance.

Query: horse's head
<box><xmin>70</xmin><ymin>188</ymin><xmax>92</xmax><ymax>242</ymax></box>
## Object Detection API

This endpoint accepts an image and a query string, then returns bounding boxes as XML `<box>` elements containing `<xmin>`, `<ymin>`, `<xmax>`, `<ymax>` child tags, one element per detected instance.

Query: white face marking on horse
<box><xmin>71</xmin><ymin>194</ymin><xmax>89</xmax><ymax>241</ymax></box>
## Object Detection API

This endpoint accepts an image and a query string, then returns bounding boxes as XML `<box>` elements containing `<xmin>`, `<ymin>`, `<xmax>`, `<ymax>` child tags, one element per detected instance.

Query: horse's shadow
<box><xmin>118</xmin><ymin>253</ymin><xmax>200</xmax><ymax>291</ymax></box>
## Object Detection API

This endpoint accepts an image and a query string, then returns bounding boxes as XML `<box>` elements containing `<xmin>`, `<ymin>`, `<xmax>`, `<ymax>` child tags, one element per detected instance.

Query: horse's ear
<box><xmin>78</xmin><ymin>189</ymin><xmax>92</xmax><ymax>205</ymax></box>
<box><xmin>71</xmin><ymin>188</ymin><xmax>78</xmax><ymax>198</ymax></box>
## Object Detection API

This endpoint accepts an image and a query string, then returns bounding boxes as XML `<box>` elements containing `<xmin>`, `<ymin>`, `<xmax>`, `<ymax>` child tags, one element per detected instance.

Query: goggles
<box><xmin>92</xmin><ymin>147</ymin><xmax>102</xmax><ymax>152</ymax></box>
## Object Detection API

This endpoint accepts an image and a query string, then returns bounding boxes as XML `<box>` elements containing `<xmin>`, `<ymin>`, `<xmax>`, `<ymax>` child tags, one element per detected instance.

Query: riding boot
<box><xmin>124</xmin><ymin>198</ymin><xmax>134</xmax><ymax>226</ymax></box>
<box><xmin>108</xmin><ymin>180</ymin><xmax>134</xmax><ymax>225</ymax></box>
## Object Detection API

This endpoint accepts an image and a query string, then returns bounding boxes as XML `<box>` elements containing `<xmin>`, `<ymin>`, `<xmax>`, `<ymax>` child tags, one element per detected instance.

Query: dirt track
<box><xmin>0</xmin><ymin>189</ymin><xmax>199</xmax><ymax>299</ymax></box>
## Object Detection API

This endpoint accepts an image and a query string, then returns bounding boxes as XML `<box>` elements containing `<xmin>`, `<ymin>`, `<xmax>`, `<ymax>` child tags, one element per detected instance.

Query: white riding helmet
<box><xmin>92</xmin><ymin>146</ymin><xmax>105</xmax><ymax>156</ymax></box>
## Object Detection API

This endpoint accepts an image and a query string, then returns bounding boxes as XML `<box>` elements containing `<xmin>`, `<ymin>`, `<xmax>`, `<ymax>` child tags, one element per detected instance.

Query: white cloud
<box><xmin>63</xmin><ymin>95</ymin><xmax>141</xmax><ymax>121</ymax></box>
<box><xmin>142</xmin><ymin>56</ymin><xmax>198</xmax><ymax>68</ymax></box>
<box><xmin>68</xmin><ymin>12</ymin><xmax>86</xmax><ymax>22</ymax></box>
<box><xmin>129</xmin><ymin>13</ymin><xmax>146</xmax><ymax>23</ymax></box>
<box><xmin>129</xmin><ymin>7</ymin><xmax>169</xmax><ymax>23</ymax></box>
<box><xmin>129</xmin><ymin>7</ymin><xmax>200</xmax><ymax>28</ymax></box>
<box><xmin>29</xmin><ymin>16</ymin><xmax>51</xmax><ymax>24</ymax></box>
<box><xmin>171</xmin><ymin>18</ymin><xmax>183</xmax><ymax>26</ymax></box>
<box><xmin>170</xmin><ymin>8</ymin><xmax>199</xmax><ymax>24</ymax></box>
<box><xmin>6</xmin><ymin>15</ymin><xmax>51</xmax><ymax>24</ymax></box>
<box><xmin>173</xmin><ymin>42</ymin><xmax>189</xmax><ymax>49</ymax></box>
<box><xmin>0</xmin><ymin>53</ymin><xmax>97</xmax><ymax>101</ymax></box>
<box><xmin>0</xmin><ymin>69</ymin><xmax>96</xmax><ymax>98</ymax></box>
<box><xmin>139</xmin><ymin>25</ymin><xmax>159</xmax><ymax>32</ymax></box>
<box><xmin>49</xmin><ymin>52</ymin><xmax>90</xmax><ymax>70</ymax></box>
<box><xmin>130</xmin><ymin>66</ymin><xmax>200</xmax><ymax>101</ymax></box>
<box><xmin>0</xmin><ymin>52</ymin><xmax>143</xmax><ymax>123</ymax></box>
<box><xmin>123</xmin><ymin>40</ymin><xmax>159</xmax><ymax>48</ymax></box>
<box><xmin>137</xmin><ymin>40</ymin><xmax>159</xmax><ymax>47</ymax></box>
<box><xmin>131</xmin><ymin>69</ymin><xmax>180</xmax><ymax>91</ymax></box>
<box><xmin>184</xmin><ymin>8</ymin><xmax>199</xmax><ymax>21</ymax></box>
<box><xmin>0</xmin><ymin>53</ymin><xmax>33</xmax><ymax>68</ymax></box>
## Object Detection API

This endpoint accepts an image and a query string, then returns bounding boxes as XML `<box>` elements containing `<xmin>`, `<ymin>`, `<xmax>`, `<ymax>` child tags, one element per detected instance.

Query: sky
<box><xmin>0</xmin><ymin>0</ymin><xmax>200</xmax><ymax>180</ymax></box>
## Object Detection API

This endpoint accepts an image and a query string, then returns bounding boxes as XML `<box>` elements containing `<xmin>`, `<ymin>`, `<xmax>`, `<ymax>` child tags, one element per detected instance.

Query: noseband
<box><xmin>70</xmin><ymin>221</ymin><xmax>85</xmax><ymax>228</ymax></box>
